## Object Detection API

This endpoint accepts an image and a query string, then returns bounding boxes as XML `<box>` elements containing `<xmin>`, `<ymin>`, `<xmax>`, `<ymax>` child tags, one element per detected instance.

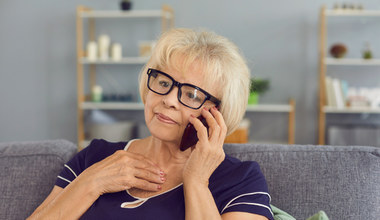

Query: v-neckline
<box><xmin>123</xmin><ymin>139</ymin><xmax>184</xmax><ymax>200</ymax></box>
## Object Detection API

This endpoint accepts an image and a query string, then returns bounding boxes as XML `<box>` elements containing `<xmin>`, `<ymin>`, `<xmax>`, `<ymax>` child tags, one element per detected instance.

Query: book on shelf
<box><xmin>332</xmin><ymin>78</ymin><xmax>345</xmax><ymax>108</ymax></box>
<box><xmin>325</xmin><ymin>77</ymin><xmax>335</xmax><ymax>107</ymax></box>
<box><xmin>325</xmin><ymin>76</ymin><xmax>380</xmax><ymax>108</ymax></box>
<box><xmin>325</xmin><ymin>77</ymin><xmax>347</xmax><ymax>108</ymax></box>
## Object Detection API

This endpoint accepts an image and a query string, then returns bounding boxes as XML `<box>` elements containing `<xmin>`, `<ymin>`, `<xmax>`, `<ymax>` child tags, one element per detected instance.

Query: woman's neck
<box><xmin>138</xmin><ymin>136</ymin><xmax>191</xmax><ymax>171</ymax></box>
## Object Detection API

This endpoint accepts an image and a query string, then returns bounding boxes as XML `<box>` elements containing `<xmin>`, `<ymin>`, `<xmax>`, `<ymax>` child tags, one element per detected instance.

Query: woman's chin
<box><xmin>149</xmin><ymin>128</ymin><xmax>180</xmax><ymax>143</ymax></box>
<box><xmin>147</xmin><ymin>121</ymin><xmax>183</xmax><ymax>143</ymax></box>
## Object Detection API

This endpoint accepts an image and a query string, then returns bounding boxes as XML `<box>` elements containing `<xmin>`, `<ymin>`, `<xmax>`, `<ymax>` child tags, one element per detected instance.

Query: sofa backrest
<box><xmin>224</xmin><ymin>143</ymin><xmax>380</xmax><ymax>220</ymax></box>
<box><xmin>0</xmin><ymin>139</ymin><xmax>77</xmax><ymax>220</ymax></box>
<box><xmin>2</xmin><ymin>140</ymin><xmax>379</xmax><ymax>219</ymax></box>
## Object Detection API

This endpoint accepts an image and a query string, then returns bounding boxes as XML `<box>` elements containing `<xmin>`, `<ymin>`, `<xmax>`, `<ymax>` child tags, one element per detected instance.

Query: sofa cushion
<box><xmin>224</xmin><ymin>144</ymin><xmax>380</xmax><ymax>220</ymax></box>
<box><xmin>0</xmin><ymin>139</ymin><xmax>77</xmax><ymax>220</ymax></box>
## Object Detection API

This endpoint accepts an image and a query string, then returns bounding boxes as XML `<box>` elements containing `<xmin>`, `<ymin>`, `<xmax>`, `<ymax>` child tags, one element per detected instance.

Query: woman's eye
<box><xmin>186</xmin><ymin>92</ymin><xmax>201</xmax><ymax>102</ymax></box>
<box><xmin>158</xmin><ymin>80</ymin><xmax>170</xmax><ymax>87</ymax></box>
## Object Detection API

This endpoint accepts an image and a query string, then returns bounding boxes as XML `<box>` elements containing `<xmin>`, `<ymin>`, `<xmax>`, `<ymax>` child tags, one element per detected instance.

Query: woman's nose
<box><xmin>162</xmin><ymin>86</ymin><xmax>180</xmax><ymax>109</ymax></box>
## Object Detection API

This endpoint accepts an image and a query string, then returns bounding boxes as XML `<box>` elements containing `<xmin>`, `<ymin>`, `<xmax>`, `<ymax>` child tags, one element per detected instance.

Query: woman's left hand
<box><xmin>182</xmin><ymin>106</ymin><xmax>227</xmax><ymax>186</ymax></box>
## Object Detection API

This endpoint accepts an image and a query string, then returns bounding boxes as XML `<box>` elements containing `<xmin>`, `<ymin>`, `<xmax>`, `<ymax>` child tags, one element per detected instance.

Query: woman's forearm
<box><xmin>28</xmin><ymin>177</ymin><xmax>99</xmax><ymax>220</ymax></box>
<box><xmin>183</xmin><ymin>180</ymin><xmax>222</xmax><ymax>220</ymax></box>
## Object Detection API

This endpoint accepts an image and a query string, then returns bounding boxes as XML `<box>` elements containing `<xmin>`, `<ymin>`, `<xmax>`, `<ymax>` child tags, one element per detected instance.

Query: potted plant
<box><xmin>248</xmin><ymin>78</ymin><xmax>269</xmax><ymax>105</ymax></box>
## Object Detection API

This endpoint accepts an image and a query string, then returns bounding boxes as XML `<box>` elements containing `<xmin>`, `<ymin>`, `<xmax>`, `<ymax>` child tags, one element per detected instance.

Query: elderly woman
<box><xmin>29</xmin><ymin>28</ymin><xmax>273</xmax><ymax>220</ymax></box>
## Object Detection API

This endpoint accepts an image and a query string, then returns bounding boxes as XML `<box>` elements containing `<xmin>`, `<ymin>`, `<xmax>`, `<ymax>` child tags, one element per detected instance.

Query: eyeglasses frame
<box><xmin>146</xmin><ymin>68</ymin><xmax>221</xmax><ymax>110</ymax></box>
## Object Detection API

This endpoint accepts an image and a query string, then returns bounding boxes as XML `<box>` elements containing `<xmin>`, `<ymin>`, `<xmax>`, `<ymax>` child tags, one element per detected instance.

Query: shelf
<box><xmin>82</xmin><ymin>102</ymin><xmax>144</xmax><ymax>110</ymax></box>
<box><xmin>80</xmin><ymin>57</ymin><xmax>149</xmax><ymax>64</ymax></box>
<box><xmin>80</xmin><ymin>10</ymin><xmax>172</xmax><ymax>19</ymax></box>
<box><xmin>324</xmin><ymin>58</ymin><xmax>380</xmax><ymax>66</ymax></box>
<box><xmin>326</xmin><ymin>9</ymin><xmax>380</xmax><ymax>17</ymax></box>
<box><xmin>317</xmin><ymin>6</ymin><xmax>380</xmax><ymax>144</ymax></box>
<box><xmin>246</xmin><ymin>104</ymin><xmax>293</xmax><ymax>112</ymax></box>
<box><xmin>323</xmin><ymin>106</ymin><xmax>380</xmax><ymax>114</ymax></box>
<box><xmin>76</xmin><ymin>5</ymin><xmax>175</xmax><ymax>149</ymax></box>
<box><xmin>82</xmin><ymin>102</ymin><xmax>293</xmax><ymax>113</ymax></box>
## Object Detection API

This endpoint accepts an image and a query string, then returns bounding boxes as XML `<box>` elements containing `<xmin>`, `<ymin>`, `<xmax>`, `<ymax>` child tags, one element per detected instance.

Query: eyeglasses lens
<box><xmin>148</xmin><ymin>71</ymin><xmax>206</xmax><ymax>109</ymax></box>
<box><xmin>180</xmin><ymin>86</ymin><xmax>206</xmax><ymax>108</ymax></box>
<box><xmin>148</xmin><ymin>72</ymin><xmax>173</xmax><ymax>94</ymax></box>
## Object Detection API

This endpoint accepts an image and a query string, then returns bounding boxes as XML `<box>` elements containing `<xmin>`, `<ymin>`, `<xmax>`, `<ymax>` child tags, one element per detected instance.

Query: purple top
<box><xmin>56</xmin><ymin>139</ymin><xmax>274</xmax><ymax>219</ymax></box>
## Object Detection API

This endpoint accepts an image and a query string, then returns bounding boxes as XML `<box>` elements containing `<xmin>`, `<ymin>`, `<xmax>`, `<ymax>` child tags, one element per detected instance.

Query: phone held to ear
<box><xmin>179</xmin><ymin>116</ymin><xmax>209</xmax><ymax>151</ymax></box>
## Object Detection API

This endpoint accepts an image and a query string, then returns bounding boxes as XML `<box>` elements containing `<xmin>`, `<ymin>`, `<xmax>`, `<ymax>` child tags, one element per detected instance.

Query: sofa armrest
<box><xmin>0</xmin><ymin>139</ymin><xmax>77</xmax><ymax>220</ymax></box>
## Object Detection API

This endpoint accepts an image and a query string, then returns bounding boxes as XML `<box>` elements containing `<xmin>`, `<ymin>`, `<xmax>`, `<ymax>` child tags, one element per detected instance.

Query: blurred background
<box><xmin>0</xmin><ymin>0</ymin><xmax>379</xmax><ymax>147</ymax></box>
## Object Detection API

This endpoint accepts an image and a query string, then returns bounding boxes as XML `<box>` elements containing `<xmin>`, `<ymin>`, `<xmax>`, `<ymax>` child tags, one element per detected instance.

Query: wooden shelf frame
<box><xmin>76</xmin><ymin>5</ymin><xmax>174</xmax><ymax>147</ymax></box>
<box><xmin>80</xmin><ymin>57</ymin><xmax>150</xmax><ymax>64</ymax></box>
<box><xmin>79</xmin><ymin>10</ymin><xmax>171</xmax><ymax>19</ymax></box>
<box><xmin>82</xmin><ymin>100</ymin><xmax>295</xmax><ymax>112</ymax></box>
<box><xmin>81</xmin><ymin>99</ymin><xmax>296</xmax><ymax>145</ymax></box>
<box><xmin>76</xmin><ymin>5</ymin><xmax>295</xmax><ymax>148</ymax></box>
<box><xmin>325</xmin><ymin>9</ymin><xmax>380</xmax><ymax>17</ymax></box>
<box><xmin>318</xmin><ymin>5</ymin><xmax>380</xmax><ymax>145</ymax></box>
<box><xmin>247</xmin><ymin>99</ymin><xmax>295</xmax><ymax>144</ymax></box>
<box><xmin>324</xmin><ymin>57</ymin><xmax>380</xmax><ymax>66</ymax></box>
<box><xmin>323</xmin><ymin>106</ymin><xmax>380</xmax><ymax>114</ymax></box>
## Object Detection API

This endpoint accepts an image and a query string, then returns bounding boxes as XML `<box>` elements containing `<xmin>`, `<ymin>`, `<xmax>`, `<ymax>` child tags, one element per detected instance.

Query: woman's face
<box><xmin>144</xmin><ymin>62</ymin><xmax>219</xmax><ymax>145</ymax></box>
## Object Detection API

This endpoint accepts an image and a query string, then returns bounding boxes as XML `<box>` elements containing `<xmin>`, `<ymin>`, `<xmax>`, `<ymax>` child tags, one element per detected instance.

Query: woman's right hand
<box><xmin>78</xmin><ymin>150</ymin><xmax>165</xmax><ymax>196</ymax></box>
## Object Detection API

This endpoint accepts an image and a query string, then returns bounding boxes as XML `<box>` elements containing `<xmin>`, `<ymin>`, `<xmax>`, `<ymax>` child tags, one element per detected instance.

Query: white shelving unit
<box><xmin>76</xmin><ymin>5</ymin><xmax>295</xmax><ymax>148</ymax></box>
<box><xmin>76</xmin><ymin>5</ymin><xmax>174</xmax><ymax>149</ymax></box>
<box><xmin>323</xmin><ymin>106</ymin><xmax>380</xmax><ymax>114</ymax></box>
<box><xmin>79</xmin><ymin>10</ymin><xmax>171</xmax><ymax>18</ymax></box>
<box><xmin>318</xmin><ymin>6</ymin><xmax>380</xmax><ymax>144</ymax></box>
<box><xmin>246</xmin><ymin>104</ymin><xmax>293</xmax><ymax>112</ymax></box>
<box><xmin>246</xmin><ymin>100</ymin><xmax>296</xmax><ymax>145</ymax></box>
<box><xmin>80</xmin><ymin>100</ymin><xmax>296</xmax><ymax>147</ymax></box>
<box><xmin>81</xmin><ymin>102</ymin><xmax>294</xmax><ymax>112</ymax></box>
<box><xmin>81</xmin><ymin>102</ymin><xmax>144</xmax><ymax>110</ymax></box>
<box><xmin>325</xmin><ymin>9</ymin><xmax>380</xmax><ymax>17</ymax></box>
<box><xmin>80</xmin><ymin>57</ymin><xmax>149</xmax><ymax>65</ymax></box>
<box><xmin>324</xmin><ymin>57</ymin><xmax>380</xmax><ymax>66</ymax></box>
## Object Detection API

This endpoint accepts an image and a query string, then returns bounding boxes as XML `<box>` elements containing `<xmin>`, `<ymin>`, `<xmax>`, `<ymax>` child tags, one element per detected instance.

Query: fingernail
<box><xmin>212</xmin><ymin>106</ymin><xmax>217</xmax><ymax>110</ymax></box>
<box><xmin>157</xmin><ymin>185</ymin><xmax>162</xmax><ymax>190</ymax></box>
<box><xmin>160</xmin><ymin>177</ymin><xmax>166</xmax><ymax>182</ymax></box>
<box><xmin>203</xmin><ymin>107</ymin><xmax>208</xmax><ymax>111</ymax></box>
<box><xmin>160</xmin><ymin>170</ymin><xmax>165</xmax><ymax>176</ymax></box>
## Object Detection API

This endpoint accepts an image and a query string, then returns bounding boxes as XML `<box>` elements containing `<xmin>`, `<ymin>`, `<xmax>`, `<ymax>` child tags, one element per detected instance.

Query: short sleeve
<box><xmin>210</xmin><ymin>157</ymin><xmax>274</xmax><ymax>220</ymax></box>
<box><xmin>55</xmin><ymin>139</ymin><xmax>126</xmax><ymax>189</ymax></box>
<box><xmin>55</xmin><ymin>142</ymin><xmax>89</xmax><ymax>188</ymax></box>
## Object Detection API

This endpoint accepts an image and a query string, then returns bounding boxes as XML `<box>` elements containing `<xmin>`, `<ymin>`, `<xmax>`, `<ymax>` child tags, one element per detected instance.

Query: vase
<box><xmin>120</xmin><ymin>1</ymin><xmax>132</xmax><ymax>11</ymax></box>
<box><xmin>248</xmin><ymin>92</ymin><xmax>259</xmax><ymax>105</ymax></box>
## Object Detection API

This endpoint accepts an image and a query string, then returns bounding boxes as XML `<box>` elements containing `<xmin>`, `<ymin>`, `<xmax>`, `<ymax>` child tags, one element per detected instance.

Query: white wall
<box><xmin>1</xmin><ymin>0</ymin><xmax>379</xmax><ymax>144</ymax></box>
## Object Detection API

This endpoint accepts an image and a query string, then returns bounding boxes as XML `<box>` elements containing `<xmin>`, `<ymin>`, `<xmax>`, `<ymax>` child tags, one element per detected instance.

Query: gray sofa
<box><xmin>0</xmin><ymin>140</ymin><xmax>379</xmax><ymax>219</ymax></box>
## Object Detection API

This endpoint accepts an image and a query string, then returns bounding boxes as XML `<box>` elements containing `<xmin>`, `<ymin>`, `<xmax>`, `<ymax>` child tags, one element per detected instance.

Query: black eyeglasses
<box><xmin>146</xmin><ymin>68</ymin><xmax>221</xmax><ymax>109</ymax></box>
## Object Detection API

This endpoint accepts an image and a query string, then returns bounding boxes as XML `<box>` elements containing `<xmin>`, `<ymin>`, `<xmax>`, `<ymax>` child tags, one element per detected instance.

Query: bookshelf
<box><xmin>76</xmin><ymin>6</ymin><xmax>295</xmax><ymax>149</ymax></box>
<box><xmin>247</xmin><ymin>99</ymin><xmax>296</xmax><ymax>145</ymax></box>
<box><xmin>80</xmin><ymin>100</ymin><xmax>296</xmax><ymax>148</ymax></box>
<box><xmin>76</xmin><ymin>5</ymin><xmax>174</xmax><ymax>149</ymax></box>
<box><xmin>318</xmin><ymin>6</ymin><xmax>380</xmax><ymax>144</ymax></box>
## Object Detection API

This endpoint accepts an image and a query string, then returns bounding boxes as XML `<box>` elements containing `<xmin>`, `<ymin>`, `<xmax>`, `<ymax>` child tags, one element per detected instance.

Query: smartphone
<box><xmin>179</xmin><ymin>116</ymin><xmax>209</xmax><ymax>151</ymax></box>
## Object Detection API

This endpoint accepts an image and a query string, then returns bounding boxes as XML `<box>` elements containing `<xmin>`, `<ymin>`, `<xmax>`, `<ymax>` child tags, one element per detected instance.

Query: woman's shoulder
<box><xmin>212</xmin><ymin>154</ymin><xmax>262</xmax><ymax>177</ymax></box>
<box><xmin>209</xmin><ymin>154</ymin><xmax>266</xmax><ymax>190</ymax></box>
<box><xmin>209</xmin><ymin>154</ymin><xmax>272</xmax><ymax>217</ymax></box>
<box><xmin>86</xmin><ymin>138</ymin><xmax>128</xmax><ymax>152</ymax></box>
<box><xmin>81</xmin><ymin>139</ymin><xmax>129</xmax><ymax>165</ymax></box>
<box><xmin>55</xmin><ymin>139</ymin><xmax>129</xmax><ymax>188</ymax></box>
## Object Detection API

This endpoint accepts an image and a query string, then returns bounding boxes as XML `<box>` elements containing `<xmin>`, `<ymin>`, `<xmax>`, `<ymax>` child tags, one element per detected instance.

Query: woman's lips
<box><xmin>156</xmin><ymin>113</ymin><xmax>177</xmax><ymax>124</ymax></box>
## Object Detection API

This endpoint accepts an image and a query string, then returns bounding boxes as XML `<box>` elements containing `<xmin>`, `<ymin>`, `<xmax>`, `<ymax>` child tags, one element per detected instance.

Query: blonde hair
<box><xmin>139</xmin><ymin>28</ymin><xmax>250</xmax><ymax>135</ymax></box>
